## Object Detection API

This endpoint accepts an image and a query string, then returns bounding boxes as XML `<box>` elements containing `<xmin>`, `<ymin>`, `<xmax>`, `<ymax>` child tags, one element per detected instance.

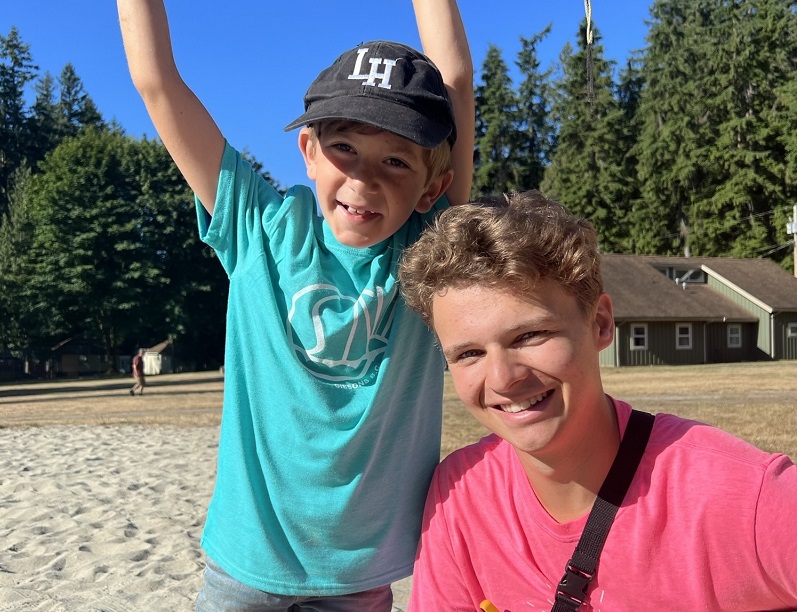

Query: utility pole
<box><xmin>790</xmin><ymin>205</ymin><xmax>797</xmax><ymax>277</ymax></box>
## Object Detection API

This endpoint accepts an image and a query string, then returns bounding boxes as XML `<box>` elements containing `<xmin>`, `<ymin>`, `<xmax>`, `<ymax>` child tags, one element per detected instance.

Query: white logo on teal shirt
<box><xmin>287</xmin><ymin>283</ymin><xmax>396</xmax><ymax>382</ymax></box>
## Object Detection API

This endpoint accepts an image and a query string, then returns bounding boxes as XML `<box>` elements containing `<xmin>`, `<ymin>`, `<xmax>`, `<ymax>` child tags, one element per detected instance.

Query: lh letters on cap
<box><xmin>347</xmin><ymin>47</ymin><xmax>397</xmax><ymax>90</ymax></box>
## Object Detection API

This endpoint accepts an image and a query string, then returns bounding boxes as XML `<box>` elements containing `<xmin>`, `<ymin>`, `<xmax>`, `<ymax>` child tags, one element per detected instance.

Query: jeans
<box><xmin>195</xmin><ymin>556</ymin><xmax>394</xmax><ymax>612</ymax></box>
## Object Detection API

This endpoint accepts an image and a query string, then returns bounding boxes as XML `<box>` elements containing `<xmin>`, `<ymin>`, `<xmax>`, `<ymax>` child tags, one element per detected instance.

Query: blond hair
<box><xmin>308</xmin><ymin>120</ymin><xmax>452</xmax><ymax>182</ymax></box>
<box><xmin>399</xmin><ymin>190</ymin><xmax>603</xmax><ymax>328</ymax></box>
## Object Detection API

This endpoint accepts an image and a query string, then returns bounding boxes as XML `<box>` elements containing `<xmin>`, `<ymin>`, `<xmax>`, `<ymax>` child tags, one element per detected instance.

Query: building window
<box><xmin>630</xmin><ymin>324</ymin><xmax>648</xmax><ymax>351</ymax></box>
<box><xmin>728</xmin><ymin>324</ymin><xmax>742</xmax><ymax>348</ymax></box>
<box><xmin>788</xmin><ymin>323</ymin><xmax>797</xmax><ymax>339</ymax></box>
<box><xmin>676</xmin><ymin>323</ymin><xmax>692</xmax><ymax>350</ymax></box>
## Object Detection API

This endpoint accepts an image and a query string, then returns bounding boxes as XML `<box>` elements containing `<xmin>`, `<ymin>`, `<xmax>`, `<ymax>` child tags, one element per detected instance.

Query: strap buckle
<box><xmin>555</xmin><ymin>561</ymin><xmax>592</xmax><ymax>608</ymax></box>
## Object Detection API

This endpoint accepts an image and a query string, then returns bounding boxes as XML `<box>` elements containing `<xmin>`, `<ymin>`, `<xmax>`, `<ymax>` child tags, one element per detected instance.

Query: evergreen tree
<box><xmin>691</xmin><ymin>0</ymin><xmax>797</xmax><ymax>260</ymax></box>
<box><xmin>778</xmin><ymin>78</ymin><xmax>797</xmax><ymax>271</ymax></box>
<box><xmin>14</xmin><ymin>130</ymin><xmax>230</xmax><ymax>369</ymax></box>
<box><xmin>514</xmin><ymin>25</ymin><xmax>555</xmax><ymax>191</ymax></box>
<box><xmin>780</xmin><ymin>77</ymin><xmax>797</xmax><ymax>206</ymax></box>
<box><xmin>27</xmin><ymin>72</ymin><xmax>61</xmax><ymax>164</ymax></box>
<box><xmin>609</xmin><ymin>55</ymin><xmax>646</xmax><ymax>251</ymax></box>
<box><xmin>57</xmin><ymin>63</ymin><xmax>104</xmax><ymax>138</ymax></box>
<box><xmin>634</xmin><ymin>0</ymin><xmax>797</xmax><ymax>261</ymax></box>
<box><xmin>0</xmin><ymin>27</ymin><xmax>37</xmax><ymax>219</ymax></box>
<box><xmin>472</xmin><ymin>45</ymin><xmax>520</xmax><ymax>197</ymax></box>
<box><xmin>0</xmin><ymin>166</ymin><xmax>37</xmax><ymax>354</ymax></box>
<box><xmin>632</xmin><ymin>0</ymin><xmax>703</xmax><ymax>255</ymax></box>
<box><xmin>23</xmin><ymin>129</ymin><xmax>137</xmax><ymax>361</ymax></box>
<box><xmin>0</xmin><ymin>30</ymin><xmax>281</xmax><ymax>367</ymax></box>
<box><xmin>128</xmin><ymin>137</ymin><xmax>229</xmax><ymax>368</ymax></box>
<box><xmin>1</xmin><ymin>30</ymin><xmax>106</xmax><ymax>224</ymax></box>
<box><xmin>541</xmin><ymin>22</ymin><xmax>629</xmax><ymax>251</ymax></box>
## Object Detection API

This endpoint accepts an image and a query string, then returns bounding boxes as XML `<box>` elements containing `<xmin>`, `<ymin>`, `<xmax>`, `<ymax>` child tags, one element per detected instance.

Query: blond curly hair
<box><xmin>399</xmin><ymin>190</ymin><xmax>603</xmax><ymax>328</ymax></box>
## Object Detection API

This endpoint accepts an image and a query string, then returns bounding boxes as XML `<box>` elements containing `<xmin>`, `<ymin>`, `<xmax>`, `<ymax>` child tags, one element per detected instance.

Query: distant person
<box><xmin>399</xmin><ymin>191</ymin><xmax>797</xmax><ymax>611</ymax></box>
<box><xmin>130</xmin><ymin>348</ymin><xmax>145</xmax><ymax>396</ymax></box>
<box><xmin>117</xmin><ymin>0</ymin><xmax>474</xmax><ymax>609</ymax></box>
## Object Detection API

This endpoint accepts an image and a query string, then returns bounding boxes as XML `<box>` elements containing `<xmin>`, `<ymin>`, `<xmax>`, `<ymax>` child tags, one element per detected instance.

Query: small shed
<box><xmin>143</xmin><ymin>338</ymin><xmax>174</xmax><ymax>375</ymax></box>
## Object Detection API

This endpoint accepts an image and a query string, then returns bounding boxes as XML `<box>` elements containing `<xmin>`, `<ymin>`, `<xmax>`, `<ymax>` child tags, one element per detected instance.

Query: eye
<box><xmin>385</xmin><ymin>157</ymin><xmax>410</xmax><ymax>169</ymax></box>
<box><xmin>447</xmin><ymin>348</ymin><xmax>483</xmax><ymax>364</ymax></box>
<box><xmin>515</xmin><ymin>330</ymin><xmax>548</xmax><ymax>345</ymax></box>
<box><xmin>331</xmin><ymin>142</ymin><xmax>355</xmax><ymax>154</ymax></box>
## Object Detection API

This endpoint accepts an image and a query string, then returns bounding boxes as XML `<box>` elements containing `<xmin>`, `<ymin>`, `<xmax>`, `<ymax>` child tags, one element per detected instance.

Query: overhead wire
<box><xmin>659</xmin><ymin>205</ymin><xmax>794</xmax><ymax>241</ymax></box>
<box><xmin>584</xmin><ymin>0</ymin><xmax>594</xmax><ymax>106</ymax></box>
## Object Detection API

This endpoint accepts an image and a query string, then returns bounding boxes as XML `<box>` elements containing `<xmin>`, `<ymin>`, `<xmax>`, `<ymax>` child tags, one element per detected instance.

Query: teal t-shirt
<box><xmin>196</xmin><ymin>143</ymin><xmax>447</xmax><ymax>595</ymax></box>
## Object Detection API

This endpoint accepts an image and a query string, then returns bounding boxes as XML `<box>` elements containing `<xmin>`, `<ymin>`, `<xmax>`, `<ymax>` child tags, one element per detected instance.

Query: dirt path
<box><xmin>0</xmin><ymin>371</ymin><xmax>225</xmax><ymax>427</ymax></box>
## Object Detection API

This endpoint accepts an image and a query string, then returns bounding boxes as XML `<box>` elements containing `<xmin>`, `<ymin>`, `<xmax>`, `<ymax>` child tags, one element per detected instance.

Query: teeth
<box><xmin>347</xmin><ymin>205</ymin><xmax>366</xmax><ymax>215</ymax></box>
<box><xmin>498</xmin><ymin>391</ymin><xmax>549</xmax><ymax>413</ymax></box>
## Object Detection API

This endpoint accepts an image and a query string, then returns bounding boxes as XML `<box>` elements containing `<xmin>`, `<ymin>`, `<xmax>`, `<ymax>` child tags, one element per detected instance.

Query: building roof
<box><xmin>146</xmin><ymin>338</ymin><xmax>174</xmax><ymax>354</ymax></box>
<box><xmin>600</xmin><ymin>254</ymin><xmax>791</xmax><ymax>322</ymax></box>
<box><xmin>701</xmin><ymin>258</ymin><xmax>797</xmax><ymax>311</ymax></box>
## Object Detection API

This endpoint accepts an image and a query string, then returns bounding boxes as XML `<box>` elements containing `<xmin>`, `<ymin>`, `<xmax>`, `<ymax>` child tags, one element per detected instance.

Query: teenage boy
<box><xmin>117</xmin><ymin>0</ymin><xmax>473</xmax><ymax>609</ymax></box>
<box><xmin>399</xmin><ymin>191</ymin><xmax>797</xmax><ymax>611</ymax></box>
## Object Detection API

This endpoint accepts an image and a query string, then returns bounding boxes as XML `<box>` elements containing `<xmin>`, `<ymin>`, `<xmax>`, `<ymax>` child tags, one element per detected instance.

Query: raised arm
<box><xmin>413</xmin><ymin>0</ymin><xmax>474</xmax><ymax>206</ymax></box>
<box><xmin>117</xmin><ymin>0</ymin><xmax>224</xmax><ymax>212</ymax></box>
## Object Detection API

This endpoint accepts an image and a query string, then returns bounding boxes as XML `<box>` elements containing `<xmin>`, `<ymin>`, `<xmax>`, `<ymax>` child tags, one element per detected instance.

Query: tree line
<box><xmin>473</xmin><ymin>0</ymin><xmax>797</xmax><ymax>260</ymax></box>
<box><xmin>0</xmin><ymin>27</ymin><xmax>278</xmax><ymax>371</ymax></box>
<box><xmin>2</xmin><ymin>0</ymin><xmax>797</xmax><ymax>374</ymax></box>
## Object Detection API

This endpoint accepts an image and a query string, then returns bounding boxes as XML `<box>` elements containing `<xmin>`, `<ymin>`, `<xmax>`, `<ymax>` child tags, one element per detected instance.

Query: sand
<box><xmin>0</xmin><ymin>425</ymin><xmax>412</xmax><ymax>611</ymax></box>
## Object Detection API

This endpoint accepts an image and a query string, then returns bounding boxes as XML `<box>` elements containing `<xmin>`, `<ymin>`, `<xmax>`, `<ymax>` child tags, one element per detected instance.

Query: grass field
<box><xmin>1</xmin><ymin>361</ymin><xmax>795</xmax><ymax>459</ymax></box>
<box><xmin>443</xmin><ymin>361</ymin><xmax>797</xmax><ymax>459</ymax></box>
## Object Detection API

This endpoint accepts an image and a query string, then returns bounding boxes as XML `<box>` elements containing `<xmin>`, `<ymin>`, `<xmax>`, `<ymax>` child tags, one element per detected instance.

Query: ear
<box><xmin>594</xmin><ymin>293</ymin><xmax>615</xmax><ymax>351</ymax></box>
<box><xmin>298</xmin><ymin>128</ymin><xmax>317</xmax><ymax>181</ymax></box>
<box><xmin>415</xmin><ymin>169</ymin><xmax>454</xmax><ymax>213</ymax></box>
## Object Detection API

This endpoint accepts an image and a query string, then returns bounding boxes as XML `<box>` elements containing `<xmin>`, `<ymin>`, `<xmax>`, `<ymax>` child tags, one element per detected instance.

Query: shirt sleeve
<box><xmin>754</xmin><ymin>454</ymin><xmax>797</xmax><ymax>605</ymax></box>
<box><xmin>195</xmin><ymin>142</ymin><xmax>285</xmax><ymax>277</ymax></box>
<box><xmin>409</xmin><ymin>467</ymin><xmax>478</xmax><ymax>612</ymax></box>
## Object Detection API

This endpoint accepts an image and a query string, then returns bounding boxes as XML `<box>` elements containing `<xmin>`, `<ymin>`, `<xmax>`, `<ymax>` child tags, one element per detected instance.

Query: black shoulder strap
<box><xmin>552</xmin><ymin>409</ymin><xmax>655</xmax><ymax>611</ymax></box>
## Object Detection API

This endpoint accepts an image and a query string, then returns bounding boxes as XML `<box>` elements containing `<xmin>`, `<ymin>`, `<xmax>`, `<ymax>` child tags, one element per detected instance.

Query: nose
<box><xmin>485</xmin><ymin>349</ymin><xmax>525</xmax><ymax>394</ymax></box>
<box><xmin>346</xmin><ymin>161</ymin><xmax>379</xmax><ymax>194</ymax></box>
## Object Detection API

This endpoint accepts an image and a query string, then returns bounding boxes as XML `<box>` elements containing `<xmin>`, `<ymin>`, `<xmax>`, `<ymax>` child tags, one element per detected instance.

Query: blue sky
<box><xmin>3</xmin><ymin>1</ymin><xmax>652</xmax><ymax>189</ymax></box>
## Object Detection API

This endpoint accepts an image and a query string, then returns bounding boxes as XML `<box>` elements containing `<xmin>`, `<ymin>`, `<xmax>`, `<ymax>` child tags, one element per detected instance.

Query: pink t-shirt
<box><xmin>409</xmin><ymin>399</ymin><xmax>797</xmax><ymax>611</ymax></box>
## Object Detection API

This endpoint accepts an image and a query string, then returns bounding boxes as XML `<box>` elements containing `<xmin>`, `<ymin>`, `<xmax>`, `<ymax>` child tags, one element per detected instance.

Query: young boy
<box><xmin>117</xmin><ymin>1</ymin><xmax>473</xmax><ymax>609</ymax></box>
<box><xmin>399</xmin><ymin>191</ymin><xmax>797</xmax><ymax>611</ymax></box>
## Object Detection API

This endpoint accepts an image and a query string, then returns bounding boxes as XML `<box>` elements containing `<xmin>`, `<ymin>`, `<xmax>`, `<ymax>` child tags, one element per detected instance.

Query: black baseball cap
<box><xmin>284</xmin><ymin>41</ymin><xmax>456</xmax><ymax>148</ymax></box>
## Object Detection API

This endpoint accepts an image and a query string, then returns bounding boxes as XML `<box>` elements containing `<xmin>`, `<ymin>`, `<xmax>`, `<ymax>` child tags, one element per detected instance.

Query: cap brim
<box><xmin>283</xmin><ymin>96</ymin><xmax>452</xmax><ymax>149</ymax></box>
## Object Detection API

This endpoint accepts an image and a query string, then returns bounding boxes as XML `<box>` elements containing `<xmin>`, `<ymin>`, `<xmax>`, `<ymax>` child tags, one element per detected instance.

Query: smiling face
<box><xmin>299</xmin><ymin>124</ymin><xmax>452</xmax><ymax>248</ymax></box>
<box><xmin>432</xmin><ymin>282</ymin><xmax>614</xmax><ymax>461</ymax></box>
